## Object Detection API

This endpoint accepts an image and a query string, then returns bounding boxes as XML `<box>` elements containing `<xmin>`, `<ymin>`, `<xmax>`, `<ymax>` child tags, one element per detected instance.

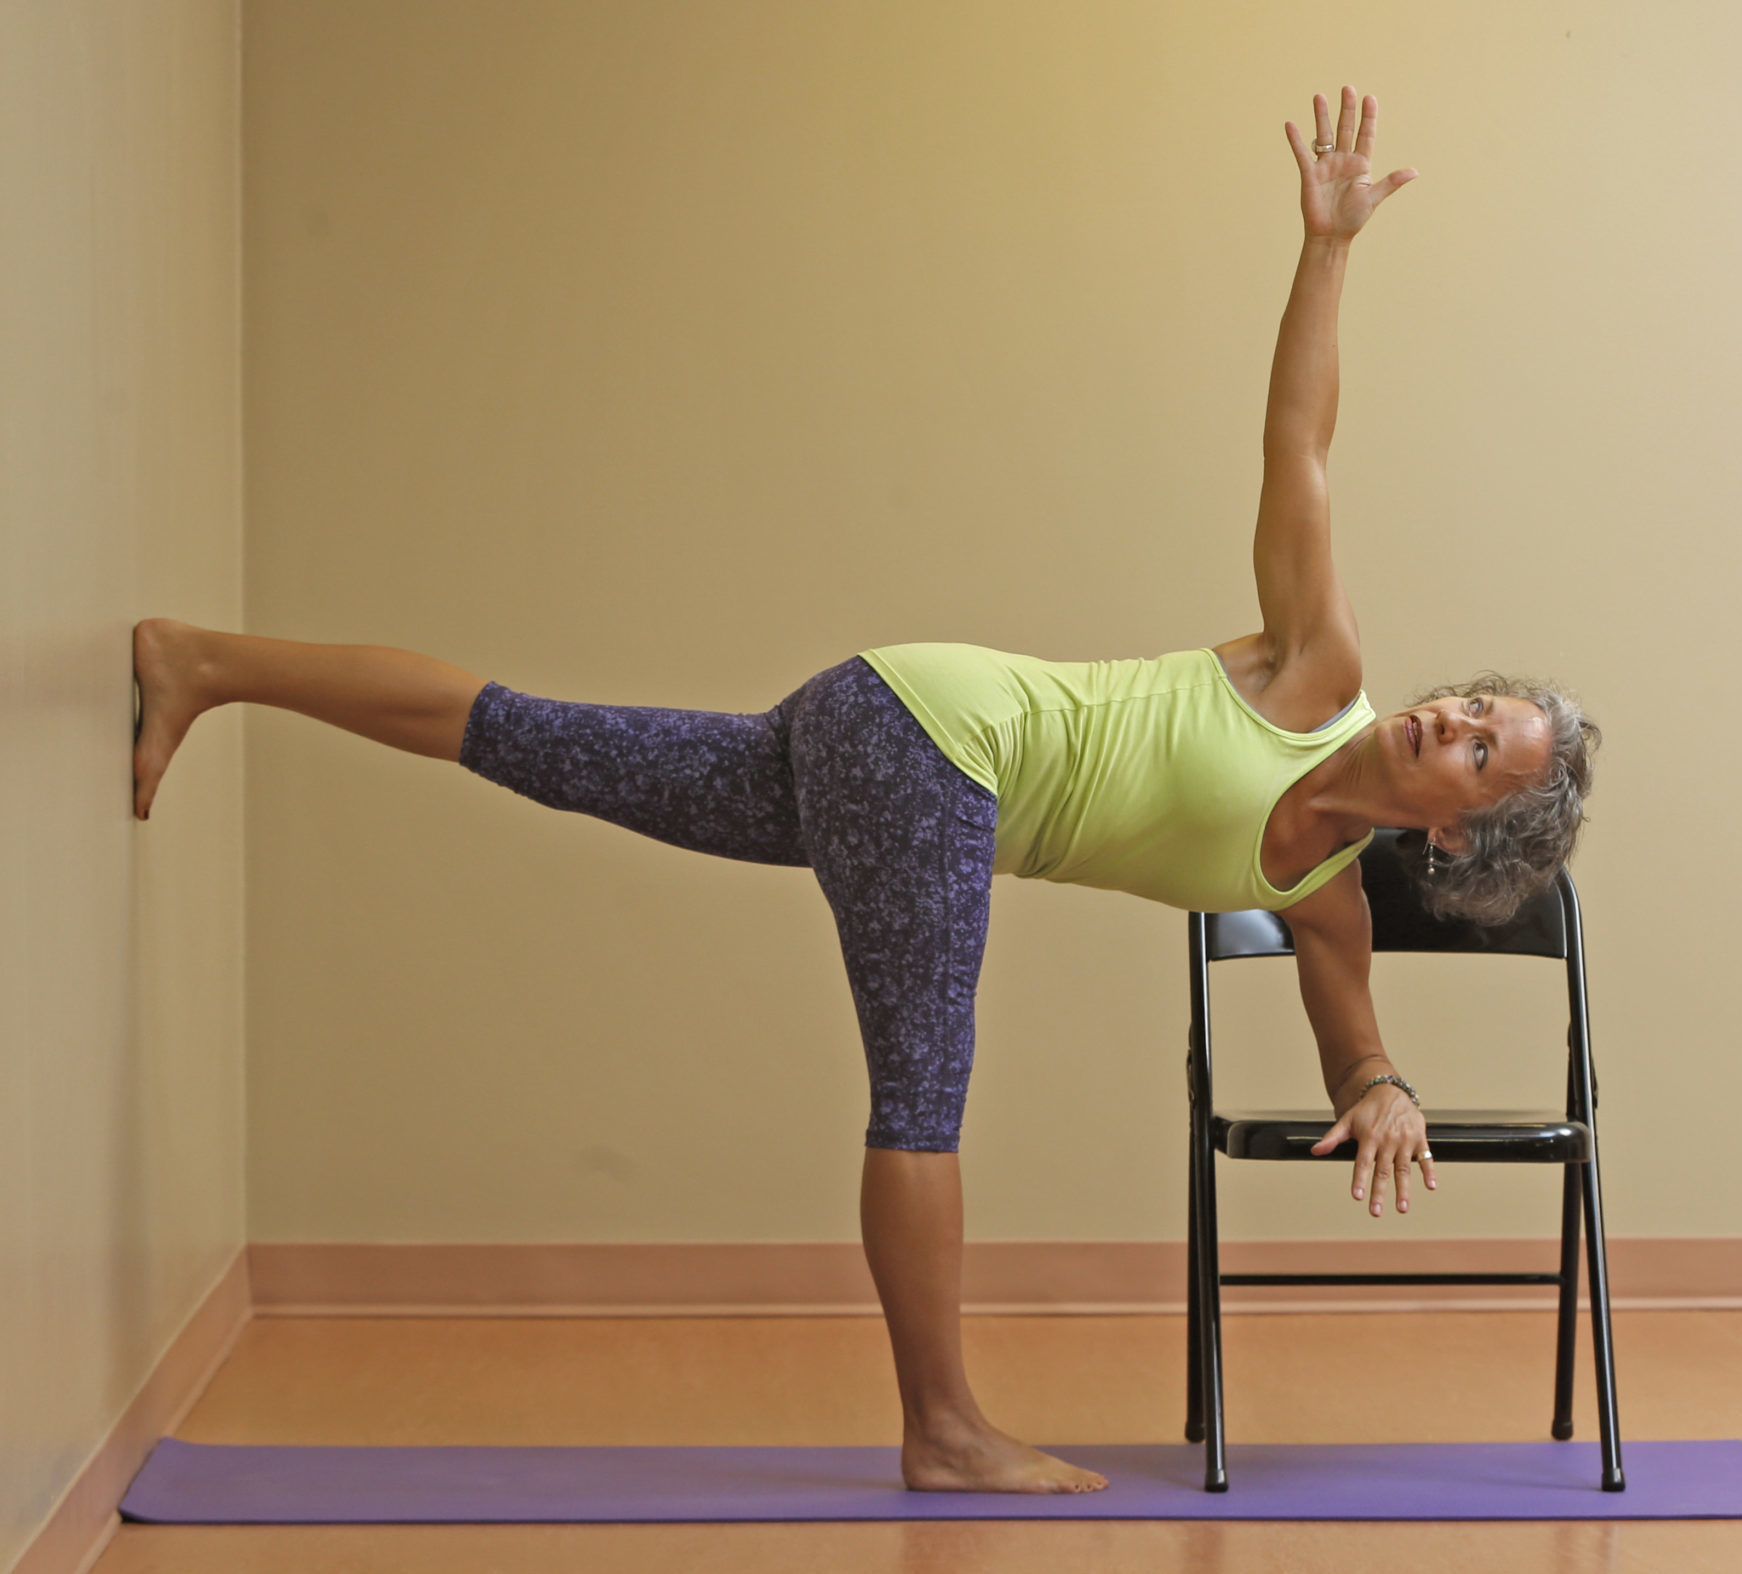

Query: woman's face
<box><xmin>1378</xmin><ymin>693</ymin><xmax>1553</xmax><ymax>848</ymax></box>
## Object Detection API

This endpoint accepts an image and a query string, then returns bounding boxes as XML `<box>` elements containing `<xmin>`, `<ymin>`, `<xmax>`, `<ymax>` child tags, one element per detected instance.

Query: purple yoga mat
<box><xmin>121</xmin><ymin>1438</ymin><xmax>1741</xmax><ymax>1522</ymax></box>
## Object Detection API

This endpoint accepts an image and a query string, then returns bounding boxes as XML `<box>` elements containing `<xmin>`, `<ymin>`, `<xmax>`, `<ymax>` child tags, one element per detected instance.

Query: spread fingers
<box><xmin>1369</xmin><ymin>1161</ymin><xmax>1390</xmax><ymax>1217</ymax></box>
<box><xmin>1354</xmin><ymin>93</ymin><xmax>1378</xmax><ymax>162</ymax></box>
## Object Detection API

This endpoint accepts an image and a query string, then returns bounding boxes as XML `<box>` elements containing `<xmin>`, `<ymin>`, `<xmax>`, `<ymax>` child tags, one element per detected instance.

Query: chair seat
<box><xmin>1211</xmin><ymin>1110</ymin><xmax>1591</xmax><ymax>1163</ymax></box>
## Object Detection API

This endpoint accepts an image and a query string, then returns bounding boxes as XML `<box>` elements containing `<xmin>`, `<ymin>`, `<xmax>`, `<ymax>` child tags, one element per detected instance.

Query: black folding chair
<box><xmin>1184</xmin><ymin>828</ymin><xmax>1623</xmax><ymax>1493</ymax></box>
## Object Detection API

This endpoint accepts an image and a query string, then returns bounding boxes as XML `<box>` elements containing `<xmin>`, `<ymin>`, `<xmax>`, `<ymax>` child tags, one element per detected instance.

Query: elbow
<box><xmin>1262</xmin><ymin>429</ymin><xmax>1332</xmax><ymax>465</ymax></box>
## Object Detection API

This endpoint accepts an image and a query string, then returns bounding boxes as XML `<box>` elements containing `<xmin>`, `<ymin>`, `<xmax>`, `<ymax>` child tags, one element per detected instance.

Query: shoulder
<box><xmin>1281</xmin><ymin>857</ymin><xmax>1369</xmax><ymax>938</ymax></box>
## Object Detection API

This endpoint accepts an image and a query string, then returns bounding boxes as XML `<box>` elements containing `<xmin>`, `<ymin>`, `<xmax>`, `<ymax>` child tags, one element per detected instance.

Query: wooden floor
<box><xmin>96</xmin><ymin>1309</ymin><xmax>1742</xmax><ymax>1573</ymax></box>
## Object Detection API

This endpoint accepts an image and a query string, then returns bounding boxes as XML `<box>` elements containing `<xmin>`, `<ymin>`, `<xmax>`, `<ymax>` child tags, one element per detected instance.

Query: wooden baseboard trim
<box><xmin>14</xmin><ymin>1245</ymin><xmax>251</xmax><ymax>1574</ymax></box>
<box><xmin>248</xmin><ymin>1237</ymin><xmax>1742</xmax><ymax>1319</ymax></box>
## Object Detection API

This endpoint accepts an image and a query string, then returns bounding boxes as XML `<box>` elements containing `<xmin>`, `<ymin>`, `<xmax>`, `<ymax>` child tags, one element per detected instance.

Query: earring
<box><xmin>1425</xmin><ymin>838</ymin><xmax>1446</xmax><ymax>877</ymax></box>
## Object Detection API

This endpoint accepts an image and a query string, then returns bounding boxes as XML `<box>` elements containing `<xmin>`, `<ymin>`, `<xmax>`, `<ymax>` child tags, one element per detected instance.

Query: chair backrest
<box><xmin>1188</xmin><ymin>829</ymin><xmax>1596</xmax><ymax>1131</ymax></box>
<box><xmin>1203</xmin><ymin>828</ymin><xmax>1570</xmax><ymax>962</ymax></box>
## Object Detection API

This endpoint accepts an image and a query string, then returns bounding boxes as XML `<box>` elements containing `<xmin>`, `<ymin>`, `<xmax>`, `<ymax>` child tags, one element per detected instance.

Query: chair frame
<box><xmin>1183</xmin><ymin>830</ymin><xmax>1624</xmax><ymax>1493</ymax></box>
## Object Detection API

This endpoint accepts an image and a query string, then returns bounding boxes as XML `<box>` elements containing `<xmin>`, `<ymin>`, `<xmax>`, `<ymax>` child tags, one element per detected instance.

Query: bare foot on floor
<box><xmin>903</xmin><ymin>1422</ymin><xmax>1109</xmax><ymax>1494</ymax></box>
<box><xmin>133</xmin><ymin>618</ymin><xmax>210</xmax><ymax>820</ymax></box>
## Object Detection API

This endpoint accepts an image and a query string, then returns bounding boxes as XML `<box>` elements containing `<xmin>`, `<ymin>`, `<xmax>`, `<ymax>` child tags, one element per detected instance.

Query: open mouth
<box><xmin>1405</xmin><ymin>714</ymin><xmax>1421</xmax><ymax>755</ymax></box>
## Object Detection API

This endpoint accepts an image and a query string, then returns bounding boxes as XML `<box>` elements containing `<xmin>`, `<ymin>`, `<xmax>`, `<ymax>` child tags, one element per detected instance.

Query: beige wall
<box><xmin>1</xmin><ymin>3</ymin><xmax>243</xmax><ymax>1569</ymax></box>
<box><xmin>241</xmin><ymin>1</ymin><xmax>1742</xmax><ymax>1249</ymax></box>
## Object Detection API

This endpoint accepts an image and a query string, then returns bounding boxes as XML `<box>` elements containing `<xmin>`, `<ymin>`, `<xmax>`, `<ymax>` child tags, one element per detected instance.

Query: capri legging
<box><xmin>458</xmin><ymin>655</ymin><xmax>999</xmax><ymax>1152</ymax></box>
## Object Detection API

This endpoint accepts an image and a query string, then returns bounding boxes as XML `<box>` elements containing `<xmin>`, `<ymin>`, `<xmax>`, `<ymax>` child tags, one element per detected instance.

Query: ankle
<box><xmin>902</xmin><ymin>1399</ymin><xmax>991</xmax><ymax>1446</ymax></box>
<box><xmin>174</xmin><ymin>624</ymin><xmax>227</xmax><ymax>710</ymax></box>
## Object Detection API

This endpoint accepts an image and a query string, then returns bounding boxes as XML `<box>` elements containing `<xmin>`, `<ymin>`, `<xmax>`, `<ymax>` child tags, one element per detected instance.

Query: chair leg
<box><xmin>1551</xmin><ymin>1162</ymin><xmax>1581</xmax><ymax>1440</ymax></box>
<box><xmin>1185</xmin><ymin>1143</ymin><xmax>1204</xmax><ymax>1443</ymax></box>
<box><xmin>1581</xmin><ymin>1153</ymin><xmax>1626</xmax><ymax>1491</ymax></box>
<box><xmin>1191</xmin><ymin>1107</ymin><xmax>1228</xmax><ymax>1492</ymax></box>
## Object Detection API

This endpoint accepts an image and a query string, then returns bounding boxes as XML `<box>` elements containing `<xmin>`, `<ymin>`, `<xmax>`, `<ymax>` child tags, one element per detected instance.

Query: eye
<box><xmin>1467</xmin><ymin>697</ymin><xmax>1489</xmax><ymax>769</ymax></box>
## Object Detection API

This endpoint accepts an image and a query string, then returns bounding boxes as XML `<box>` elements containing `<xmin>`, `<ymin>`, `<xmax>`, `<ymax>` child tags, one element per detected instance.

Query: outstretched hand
<box><xmin>1285</xmin><ymin>87</ymin><xmax>1418</xmax><ymax>243</ymax></box>
<box><xmin>1311</xmin><ymin>1083</ymin><xmax>1437</xmax><ymax>1217</ymax></box>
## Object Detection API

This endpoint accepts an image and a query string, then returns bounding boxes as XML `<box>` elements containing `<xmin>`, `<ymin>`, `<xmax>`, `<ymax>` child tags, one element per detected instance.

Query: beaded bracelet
<box><xmin>1358</xmin><ymin>1073</ymin><xmax>1419</xmax><ymax>1108</ymax></box>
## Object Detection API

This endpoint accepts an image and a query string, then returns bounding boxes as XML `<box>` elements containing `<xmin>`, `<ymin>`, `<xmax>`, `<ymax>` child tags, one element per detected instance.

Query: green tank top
<box><xmin>858</xmin><ymin>643</ymin><xmax>1375</xmax><ymax>912</ymax></box>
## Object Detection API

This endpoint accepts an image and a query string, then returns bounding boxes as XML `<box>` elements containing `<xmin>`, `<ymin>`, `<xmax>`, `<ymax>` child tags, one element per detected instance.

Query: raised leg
<box><xmin>133</xmin><ymin>618</ymin><xmax>485</xmax><ymax>818</ymax></box>
<box><xmin>134</xmin><ymin>618</ymin><xmax>813</xmax><ymax>868</ymax></box>
<box><xmin>860</xmin><ymin>1150</ymin><xmax>1108</xmax><ymax>1494</ymax></box>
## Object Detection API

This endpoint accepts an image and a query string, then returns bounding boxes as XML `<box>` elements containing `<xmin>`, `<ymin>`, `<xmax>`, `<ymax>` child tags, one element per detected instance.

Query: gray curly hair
<box><xmin>1398</xmin><ymin>674</ymin><xmax>1601</xmax><ymax>927</ymax></box>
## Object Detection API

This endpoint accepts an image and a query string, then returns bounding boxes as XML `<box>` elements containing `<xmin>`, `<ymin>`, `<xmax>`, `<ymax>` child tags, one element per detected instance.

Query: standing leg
<box><xmin>787</xmin><ymin>657</ymin><xmax>1107</xmax><ymax>1495</ymax></box>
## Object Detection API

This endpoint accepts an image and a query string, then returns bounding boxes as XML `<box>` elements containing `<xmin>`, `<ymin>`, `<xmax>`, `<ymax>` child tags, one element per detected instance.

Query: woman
<box><xmin>133</xmin><ymin>88</ymin><xmax>1597</xmax><ymax>1495</ymax></box>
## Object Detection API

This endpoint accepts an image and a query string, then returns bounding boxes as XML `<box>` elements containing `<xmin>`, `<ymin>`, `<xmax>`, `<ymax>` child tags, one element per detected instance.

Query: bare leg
<box><xmin>132</xmin><ymin>618</ymin><xmax>486</xmax><ymax>819</ymax></box>
<box><xmin>860</xmin><ymin>1149</ymin><xmax>1108</xmax><ymax>1493</ymax></box>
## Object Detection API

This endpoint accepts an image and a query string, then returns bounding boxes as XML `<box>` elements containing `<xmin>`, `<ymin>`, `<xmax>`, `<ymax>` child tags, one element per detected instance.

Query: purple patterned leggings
<box><xmin>459</xmin><ymin>656</ymin><xmax>998</xmax><ymax>1152</ymax></box>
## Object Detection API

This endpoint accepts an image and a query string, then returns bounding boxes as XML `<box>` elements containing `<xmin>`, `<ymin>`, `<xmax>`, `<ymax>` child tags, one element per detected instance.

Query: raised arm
<box><xmin>1253</xmin><ymin>90</ymin><xmax>1416</xmax><ymax>677</ymax></box>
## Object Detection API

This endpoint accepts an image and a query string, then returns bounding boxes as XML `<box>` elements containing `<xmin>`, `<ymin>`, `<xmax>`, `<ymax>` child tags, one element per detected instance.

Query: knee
<box><xmin>865</xmin><ymin>1123</ymin><xmax>961</xmax><ymax>1155</ymax></box>
<box><xmin>863</xmin><ymin>1056</ymin><xmax>970</xmax><ymax>1157</ymax></box>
